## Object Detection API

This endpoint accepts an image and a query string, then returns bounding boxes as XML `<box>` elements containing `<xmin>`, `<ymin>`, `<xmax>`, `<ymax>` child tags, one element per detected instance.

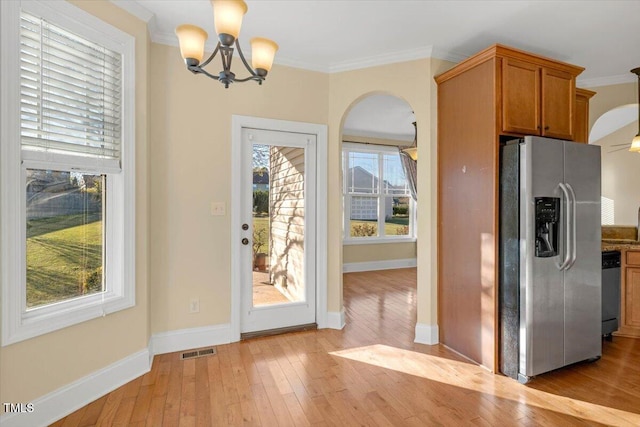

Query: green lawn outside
<box><xmin>26</xmin><ymin>216</ymin><xmax>103</xmax><ymax>308</ymax></box>
<box><xmin>350</xmin><ymin>218</ymin><xmax>409</xmax><ymax>237</ymax></box>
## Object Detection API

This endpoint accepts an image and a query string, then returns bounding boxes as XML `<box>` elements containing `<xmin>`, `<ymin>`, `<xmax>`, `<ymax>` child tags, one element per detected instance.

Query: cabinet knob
<box><xmin>544</xmin><ymin>126</ymin><xmax>550</xmax><ymax>131</ymax></box>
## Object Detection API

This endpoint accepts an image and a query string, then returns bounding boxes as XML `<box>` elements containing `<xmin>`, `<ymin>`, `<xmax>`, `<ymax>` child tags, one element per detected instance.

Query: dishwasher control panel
<box><xmin>602</xmin><ymin>251</ymin><xmax>621</xmax><ymax>269</ymax></box>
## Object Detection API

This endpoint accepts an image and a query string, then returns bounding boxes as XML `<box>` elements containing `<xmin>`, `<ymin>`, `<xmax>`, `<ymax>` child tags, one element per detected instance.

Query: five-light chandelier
<box><xmin>175</xmin><ymin>0</ymin><xmax>278</xmax><ymax>88</ymax></box>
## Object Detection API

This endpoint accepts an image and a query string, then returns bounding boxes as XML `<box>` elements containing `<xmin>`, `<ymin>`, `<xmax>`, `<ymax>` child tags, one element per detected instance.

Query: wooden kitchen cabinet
<box><xmin>435</xmin><ymin>44</ymin><xmax>584</xmax><ymax>372</ymax></box>
<box><xmin>502</xmin><ymin>57</ymin><xmax>577</xmax><ymax>140</ymax></box>
<box><xmin>574</xmin><ymin>88</ymin><xmax>596</xmax><ymax>143</ymax></box>
<box><xmin>618</xmin><ymin>249</ymin><xmax>640</xmax><ymax>337</ymax></box>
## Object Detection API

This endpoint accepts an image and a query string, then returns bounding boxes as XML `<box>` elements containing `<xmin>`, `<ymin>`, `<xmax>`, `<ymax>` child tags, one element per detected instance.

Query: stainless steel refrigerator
<box><xmin>499</xmin><ymin>135</ymin><xmax>601</xmax><ymax>384</ymax></box>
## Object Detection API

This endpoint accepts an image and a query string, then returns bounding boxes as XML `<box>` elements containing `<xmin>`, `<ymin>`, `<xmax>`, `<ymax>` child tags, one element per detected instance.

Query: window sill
<box><xmin>343</xmin><ymin>237</ymin><xmax>417</xmax><ymax>246</ymax></box>
<box><xmin>3</xmin><ymin>292</ymin><xmax>134</xmax><ymax>346</ymax></box>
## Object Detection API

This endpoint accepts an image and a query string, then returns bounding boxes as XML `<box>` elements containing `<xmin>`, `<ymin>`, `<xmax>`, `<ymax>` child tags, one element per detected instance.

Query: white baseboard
<box><xmin>150</xmin><ymin>323</ymin><xmax>232</xmax><ymax>355</ymax></box>
<box><xmin>326</xmin><ymin>309</ymin><xmax>345</xmax><ymax>330</ymax></box>
<box><xmin>414</xmin><ymin>323</ymin><xmax>439</xmax><ymax>345</ymax></box>
<box><xmin>342</xmin><ymin>258</ymin><xmax>417</xmax><ymax>273</ymax></box>
<box><xmin>0</xmin><ymin>348</ymin><xmax>150</xmax><ymax>427</ymax></box>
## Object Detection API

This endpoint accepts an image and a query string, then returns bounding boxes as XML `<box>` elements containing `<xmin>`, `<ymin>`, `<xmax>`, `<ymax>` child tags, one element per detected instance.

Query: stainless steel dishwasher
<box><xmin>602</xmin><ymin>250</ymin><xmax>621</xmax><ymax>340</ymax></box>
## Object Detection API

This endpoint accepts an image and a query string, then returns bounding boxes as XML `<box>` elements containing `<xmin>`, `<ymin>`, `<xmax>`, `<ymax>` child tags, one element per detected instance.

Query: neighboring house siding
<box><xmin>346</xmin><ymin>166</ymin><xmax>393</xmax><ymax>220</ymax></box>
<box><xmin>269</xmin><ymin>146</ymin><xmax>305</xmax><ymax>302</ymax></box>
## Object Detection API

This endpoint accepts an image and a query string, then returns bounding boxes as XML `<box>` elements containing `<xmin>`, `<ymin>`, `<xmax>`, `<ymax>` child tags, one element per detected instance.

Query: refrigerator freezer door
<box><xmin>562</xmin><ymin>141</ymin><xmax>602</xmax><ymax>365</ymax></box>
<box><xmin>520</xmin><ymin>136</ymin><xmax>565</xmax><ymax>377</ymax></box>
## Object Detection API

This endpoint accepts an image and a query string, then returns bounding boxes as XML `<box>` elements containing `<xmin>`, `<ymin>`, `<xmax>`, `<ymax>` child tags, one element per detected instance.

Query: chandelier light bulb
<box><xmin>175</xmin><ymin>24</ymin><xmax>208</xmax><ymax>64</ymax></box>
<box><xmin>212</xmin><ymin>0</ymin><xmax>247</xmax><ymax>46</ymax></box>
<box><xmin>251</xmin><ymin>37</ymin><xmax>279</xmax><ymax>74</ymax></box>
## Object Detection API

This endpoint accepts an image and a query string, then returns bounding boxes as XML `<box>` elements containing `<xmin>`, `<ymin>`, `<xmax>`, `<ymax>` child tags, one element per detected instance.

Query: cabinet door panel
<box><xmin>573</xmin><ymin>88</ymin><xmax>595</xmax><ymax>143</ymax></box>
<box><xmin>573</xmin><ymin>94</ymin><xmax>589</xmax><ymax>143</ymax></box>
<box><xmin>502</xmin><ymin>58</ymin><xmax>540</xmax><ymax>135</ymax></box>
<box><xmin>626</xmin><ymin>267</ymin><xmax>640</xmax><ymax>328</ymax></box>
<box><xmin>542</xmin><ymin>68</ymin><xmax>574</xmax><ymax>140</ymax></box>
<box><xmin>627</xmin><ymin>251</ymin><xmax>640</xmax><ymax>265</ymax></box>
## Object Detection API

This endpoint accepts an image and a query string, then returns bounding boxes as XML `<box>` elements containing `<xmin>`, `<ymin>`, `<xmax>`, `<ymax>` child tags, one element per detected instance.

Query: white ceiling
<box><xmin>113</xmin><ymin>0</ymin><xmax>640</xmax><ymax>139</ymax></box>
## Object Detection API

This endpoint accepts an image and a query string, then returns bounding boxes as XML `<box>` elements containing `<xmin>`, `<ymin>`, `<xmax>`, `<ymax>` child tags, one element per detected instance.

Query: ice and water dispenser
<box><xmin>535</xmin><ymin>197</ymin><xmax>560</xmax><ymax>258</ymax></box>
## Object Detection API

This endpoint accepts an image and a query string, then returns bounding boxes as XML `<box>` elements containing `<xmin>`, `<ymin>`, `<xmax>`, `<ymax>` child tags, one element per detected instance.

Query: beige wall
<box><xmin>148</xmin><ymin>43</ymin><xmax>329</xmax><ymax>334</ymax></box>
<box><xmin>0</xmin><ymin>0</ymin><xmax>149</xmax><ymax>404</ymax></box>
<box><xmin>587</xmin><ymin>82</ymin><xmax>639</xmax><ymax>226</ymax></box>
<box><xmin>343</xmin><ymin>242</ymin><xmax>416</xmax><ymax>264</ymax></box>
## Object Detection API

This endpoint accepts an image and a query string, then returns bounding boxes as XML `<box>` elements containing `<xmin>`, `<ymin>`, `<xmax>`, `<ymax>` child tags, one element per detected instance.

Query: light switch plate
<box><xmin>210</xmin><ymin>202</ymin><xmax>226</xmax><ymax>216</ymax></box>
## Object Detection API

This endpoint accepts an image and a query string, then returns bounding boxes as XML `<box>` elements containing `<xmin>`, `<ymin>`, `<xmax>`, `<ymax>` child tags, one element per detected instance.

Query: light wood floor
<box><xmin>52</xmin><ymin>268</ymin><xmax>640</xmax><ymax>426</ymax></box>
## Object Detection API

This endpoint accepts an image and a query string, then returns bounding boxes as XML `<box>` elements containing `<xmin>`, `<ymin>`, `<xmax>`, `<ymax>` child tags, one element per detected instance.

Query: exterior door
<box><xmin>239</xmin><ymin>127</ymin><xmax>316</xmax><ymax>334</ymax></box>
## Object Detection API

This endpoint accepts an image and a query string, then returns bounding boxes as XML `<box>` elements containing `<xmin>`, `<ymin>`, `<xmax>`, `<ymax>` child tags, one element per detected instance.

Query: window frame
<box><xmin>342</xmin><ymin>142</ymin><xmax>416</xmax><ymax>245</ymax></box>
<box><xmin>1</xmin><ymin>0</ymin><xmax>136</xmax><ymax>346</ymax></box>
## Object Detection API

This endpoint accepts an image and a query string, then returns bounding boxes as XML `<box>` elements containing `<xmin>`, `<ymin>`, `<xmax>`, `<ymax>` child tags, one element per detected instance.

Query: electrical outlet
<box><xmin>210</xmin><ymin>202</ymin><xmax>226</xmax><ymax>216</ymax></box>
<box><xmin>189</xmin><ymin>298</ymin><xmax>200</xmax><ymax>313</ymax></box>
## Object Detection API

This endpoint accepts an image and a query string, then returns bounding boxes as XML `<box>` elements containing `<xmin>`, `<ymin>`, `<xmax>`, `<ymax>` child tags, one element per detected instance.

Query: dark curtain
<box><xmin>399</xmin><ymin>149</ymin><xmax>417</xmax><ymax>202</ymax></box>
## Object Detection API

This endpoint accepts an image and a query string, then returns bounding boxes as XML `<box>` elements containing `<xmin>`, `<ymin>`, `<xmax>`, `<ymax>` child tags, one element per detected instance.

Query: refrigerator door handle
<box><xmin>558</xmin><ymin>183</ymin><xmax>572</xmax><ymax>271</ymax></box>
<box><xmin>566</xmin><ymin>183</ymin><xmax>578</xmax><ymax>270</ymax></box>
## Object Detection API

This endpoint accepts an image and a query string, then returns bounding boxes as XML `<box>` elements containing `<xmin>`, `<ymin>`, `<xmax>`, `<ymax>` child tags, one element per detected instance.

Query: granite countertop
<box><xmin>602</xmin><ymin>239</ymin><xmax>640</xmax><ymax>252</ymax></box>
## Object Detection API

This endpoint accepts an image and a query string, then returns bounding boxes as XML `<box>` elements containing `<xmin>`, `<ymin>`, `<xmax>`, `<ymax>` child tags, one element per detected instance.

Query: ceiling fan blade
<box><xmin>610</xmin><ymin>143</ymin><xmax>632</xmax><ymax>147</ymax></box>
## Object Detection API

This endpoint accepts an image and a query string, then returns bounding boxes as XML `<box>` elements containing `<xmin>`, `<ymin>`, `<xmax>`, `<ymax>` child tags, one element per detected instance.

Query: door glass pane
<box><xmin>26</xmin><ymin>169</ymin><xmax>105</xmax><ymax>308</ymax></box>
<box><xmin>252</xmin><ymin>144</ymin><xmax>305</xmax><ymax>306</ymax></box>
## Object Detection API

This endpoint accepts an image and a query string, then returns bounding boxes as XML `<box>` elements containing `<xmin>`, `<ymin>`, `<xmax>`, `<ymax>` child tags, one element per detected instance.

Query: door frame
<box><xmin>230</xmin><ymin>115</ymin><xmax>328</xmax><ymax>342</ymax></box>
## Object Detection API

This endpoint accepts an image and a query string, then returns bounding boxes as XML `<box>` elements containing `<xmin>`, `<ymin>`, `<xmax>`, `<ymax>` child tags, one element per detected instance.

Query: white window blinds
<box><xmin>20</xmin><ymin>11</ymin><xmax>122</xmax><ymax>171</ymax></box>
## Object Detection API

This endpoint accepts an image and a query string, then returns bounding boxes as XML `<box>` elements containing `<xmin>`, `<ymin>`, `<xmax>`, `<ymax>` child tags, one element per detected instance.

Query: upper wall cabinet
<box><xmin>574</xmin><ymin>88</ymin><xmax>596</xmax><ymax>143</ymax></box>
<box><xmin>501</xmin><ymin>56</ymin><xmax>580</xmax><ymax>141</ymax></box>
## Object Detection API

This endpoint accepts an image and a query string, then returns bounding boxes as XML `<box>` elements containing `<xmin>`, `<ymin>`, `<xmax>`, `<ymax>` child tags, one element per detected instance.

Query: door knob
<box><xmin>241</xmin><ymin>238</ymin><xmax>249</xmax><ymax>245</ymax></box>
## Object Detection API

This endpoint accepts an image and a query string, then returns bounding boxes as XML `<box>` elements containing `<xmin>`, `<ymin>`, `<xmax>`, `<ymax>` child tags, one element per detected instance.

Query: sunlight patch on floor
<box><xmin>330</xmin><ymin>344</ymin><xmax>640</xmax><ymax>426</ymax></box>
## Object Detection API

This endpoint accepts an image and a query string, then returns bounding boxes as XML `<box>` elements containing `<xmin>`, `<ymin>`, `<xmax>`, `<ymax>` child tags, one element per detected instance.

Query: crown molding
<box><xmin>329</xmin><ymin>46</ymin><xmax>435</xmax><ymax>73</ymax></box>
<box><xmin>577</xmin><ymin>73</ymin><xmax>636</xmax><ymax>88</ymax></box>
<box><xmin>151</xmin><ymin>30</ymin><xmax>180</xmax><ymax>48</ymax></box>
<box><xmin>329</xmin><ymin>45</ymin><xmax>468</xmax><ymax>73</ymax></box>
<box><xmin>110</xmin><ymin>0</ymin><xmax>154</xmax><ymax>23</ymax></box>
<box><xmin>430</xmin><ymin>47</ymin><xmax>468</xmax><ymax>64</ymax></box>
<box><xmin>116</xmin><ymin>0</ymin><xmax>632</xmax><ymax>84</ymax></box>
<box><xmin>110</xmin><ymin>0</ymin><xmax>469</xmax><ymax>74</ymax></box>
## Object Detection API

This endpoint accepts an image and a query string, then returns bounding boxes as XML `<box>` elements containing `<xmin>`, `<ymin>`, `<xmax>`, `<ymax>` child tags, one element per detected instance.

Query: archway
<box><xmin>339</xmin><ymin>93</ymin><xmax>419</xmax><ymax>334</ymax></box>
<box><xmin>340</xmin><ymin>93</ymin><xmax>417</xmax><ymax>271</ymax></box>
<box><xmin>589</xmin><ymin>103</ymin><xmax>640</xmax><ymax>225</ymax></box>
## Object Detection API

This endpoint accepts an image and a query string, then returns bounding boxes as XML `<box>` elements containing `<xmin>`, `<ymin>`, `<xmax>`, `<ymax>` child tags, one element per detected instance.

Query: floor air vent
<box><xmin>180</xmin><ymin>347</ymin><xmax>217</xmax><ymax>360</ymax></box>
